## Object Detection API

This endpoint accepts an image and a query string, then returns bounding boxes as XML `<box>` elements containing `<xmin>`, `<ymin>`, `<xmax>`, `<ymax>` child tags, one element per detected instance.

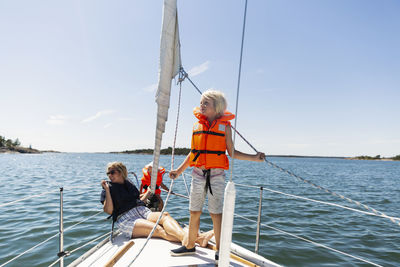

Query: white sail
<box><xmin>151</xmin><ymin>0</ymin><xmax>181</xmax><ymax>192</ymax></box>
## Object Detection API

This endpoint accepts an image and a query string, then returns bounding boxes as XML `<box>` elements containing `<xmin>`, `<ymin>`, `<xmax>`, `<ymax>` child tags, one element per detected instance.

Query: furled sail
<box><xmin>151</xmin><ymin>0</ymin><xmax>181</xmax><ymax>192</ymax></box>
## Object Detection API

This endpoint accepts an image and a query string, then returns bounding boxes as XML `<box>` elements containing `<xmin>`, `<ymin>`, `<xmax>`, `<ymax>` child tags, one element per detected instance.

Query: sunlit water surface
<box><xmin>0</xmin><ymin>153</ymin><xmax>399</xmax><ymax>266</ymax></box>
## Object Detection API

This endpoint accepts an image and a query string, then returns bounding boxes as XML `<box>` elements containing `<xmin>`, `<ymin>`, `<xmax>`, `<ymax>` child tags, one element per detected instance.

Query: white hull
<box><xmin>69</xmin><ymin>232</ymin><xmax>280</xmax><ymax>267</ymax></box>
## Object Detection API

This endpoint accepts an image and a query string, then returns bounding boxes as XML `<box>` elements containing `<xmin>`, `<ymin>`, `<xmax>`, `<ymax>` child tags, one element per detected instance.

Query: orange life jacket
<box><xmin>189</xmin><ymin>107</ymin><xmax>235</xmax><ymax>170</ymax></box>
<box><xmin>140</xmin><ymin>166</ymin><xmax>165</xmax><ymax>195</ymax></box>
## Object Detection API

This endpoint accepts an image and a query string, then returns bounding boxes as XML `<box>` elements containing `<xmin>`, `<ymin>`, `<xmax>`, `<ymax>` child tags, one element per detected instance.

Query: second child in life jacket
<box><xmin>169</xmin><ymin>90</ymin><xmax>265</xmax><ymax>258</ymax></box>
<box><xmin>140</xmin><ymin>161</ymin><xmax>170</xmax><ymax>211</ymax></box>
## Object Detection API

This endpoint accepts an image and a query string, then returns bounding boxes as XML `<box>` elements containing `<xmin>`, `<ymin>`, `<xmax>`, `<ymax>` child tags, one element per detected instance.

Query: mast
<box><xmin>151</xmin><ymin>0</ymin><xmax>181</xmax><ymax>192</ymax></box>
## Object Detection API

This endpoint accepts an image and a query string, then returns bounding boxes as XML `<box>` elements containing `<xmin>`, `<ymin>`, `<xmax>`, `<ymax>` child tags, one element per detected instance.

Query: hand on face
<box><xmin>101</xmin><ymin>180</ymin><xmax>109</xmax><ymax>190</ymax></box>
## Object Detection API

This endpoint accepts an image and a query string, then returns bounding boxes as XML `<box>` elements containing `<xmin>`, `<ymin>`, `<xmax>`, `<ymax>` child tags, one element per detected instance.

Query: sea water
<box><xmin>0</xmin><ymin>153</ymin><xmax>399</xmax><ymax>266</ymax></box>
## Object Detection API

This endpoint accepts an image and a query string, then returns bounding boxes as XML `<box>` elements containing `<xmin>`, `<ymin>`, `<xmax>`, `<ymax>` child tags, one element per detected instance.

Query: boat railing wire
<box><xmin>0</xmin><ymin>168</ymin><xmax>192</xmax><ymax>267</ymax></box>
<box><xmin>233</xmin><ymin>183</ymin><xmax>385</xmax><ymax>267</ymax></box>
<box><xmin>48</xmin><ymin>231</ymin><xmax>112</xmax><ymax>267</ymax></box>
<box><xmin>235</xmin><ymin>183</ymin><xmax>400</xmax><ymax>221</ymax></box>
<box><xmin>0</xmin><ymin>184</ymin><xmax>107</xmax><ymax>267</ymax></box>
<box><xmin>235</xmin><ymin>214</ymin><xmax>383</xmax><ymax>267</ymax></box>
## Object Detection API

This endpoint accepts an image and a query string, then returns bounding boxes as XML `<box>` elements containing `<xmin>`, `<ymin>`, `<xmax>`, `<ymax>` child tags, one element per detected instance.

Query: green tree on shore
<box><xmin>1</xmin><ymin>135</ymin><xmax>23</xmax><ymax>149</ymax></box>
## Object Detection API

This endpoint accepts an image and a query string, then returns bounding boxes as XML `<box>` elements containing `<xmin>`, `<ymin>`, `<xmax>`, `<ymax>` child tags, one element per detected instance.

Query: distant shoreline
<box><xmin>1</xmin><ymin>147</ymin><xmax>398</xmax><ymax>161</ymax></box>
<box><xmin>0</xmin><ymin>147</ymin><xmax>60</xmax><ymax>154</ymax></box>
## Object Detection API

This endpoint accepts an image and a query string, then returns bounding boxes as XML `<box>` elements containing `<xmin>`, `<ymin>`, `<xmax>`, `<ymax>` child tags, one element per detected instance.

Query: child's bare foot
<box><xmin>196</xmin><ymin>230</ymin><xmax>214</xmax><ymax>248</ymax></box>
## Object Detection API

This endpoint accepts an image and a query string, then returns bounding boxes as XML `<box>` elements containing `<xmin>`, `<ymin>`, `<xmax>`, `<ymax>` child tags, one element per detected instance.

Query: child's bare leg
<box><xmin>210</xmin><ymin>213</ymin><xmax>222</xmax><ymax>250</ymax></box>
<box><xmin>187</xmin><ymin>210</ymin><xmax>201</xmax><ymax>249</ymax></box>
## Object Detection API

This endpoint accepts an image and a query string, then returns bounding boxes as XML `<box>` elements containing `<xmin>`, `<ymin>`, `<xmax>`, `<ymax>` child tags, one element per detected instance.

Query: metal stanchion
<box><xmin>59</xmin><ymin>187</ymin><xmax>64</xmax><ymax>267</ymax></box>
<box><xmin>255</xmin><ymin>187</ymin><xmax>263</xmax><ymax>254</ymax></box>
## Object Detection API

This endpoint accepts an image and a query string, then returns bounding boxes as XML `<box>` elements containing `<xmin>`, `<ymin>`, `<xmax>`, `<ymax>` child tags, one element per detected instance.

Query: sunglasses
<box><xmin>106</xmin><ymin>170</ymin><xmax>118</xmax><ymax>175</ymax></box>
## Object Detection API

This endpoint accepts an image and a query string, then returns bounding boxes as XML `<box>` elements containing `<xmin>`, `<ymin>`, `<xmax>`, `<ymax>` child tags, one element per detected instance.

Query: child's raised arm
<box><xmin>225</xmin><ymin>125</ymin><xmax>265</xmax><ymax>162</ymax></box>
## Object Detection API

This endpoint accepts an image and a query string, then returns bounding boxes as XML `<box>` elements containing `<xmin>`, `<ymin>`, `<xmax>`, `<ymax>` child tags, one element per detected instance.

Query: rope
<box><xmin>127</xmin><ymin>67</ymin><xmax>185</xmax><ymax>266</ymax></box>
<box><xmin>235</xmin><ymin>214</ymin><xmax>383</xmax><ymax>267</ymax></box>
<box><xmin>0</xmin><ymin>188</ymin><xmax>59</xmax><ymax>208</ymax></box>
<box><xmin>170</xmin><ymin>71</ymin><xmax>183</xmax><ymax>168</ymax></box>
<box><xmin>0</xmin><ymin>232</ymin><xmax>59</xmax><ymax>267</ymax></box>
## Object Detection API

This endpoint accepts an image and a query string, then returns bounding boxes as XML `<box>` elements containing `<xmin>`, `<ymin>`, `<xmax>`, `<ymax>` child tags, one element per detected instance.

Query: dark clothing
<box><xmin>100</xmin><ymin>179</ymin><xmax>145</xmax><ymax>222</ymax></box>
<box><xmin>202</xmin><ymin>169</ymin><xmax>213</xmax><ymax>195</ymax></box>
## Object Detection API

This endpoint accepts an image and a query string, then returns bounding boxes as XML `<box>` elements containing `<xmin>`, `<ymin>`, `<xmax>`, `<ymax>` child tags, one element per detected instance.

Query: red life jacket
<box><xmin>140</xmin><ymin>166</ymin><xmax>166</xmax><ymax>195</ymax></box>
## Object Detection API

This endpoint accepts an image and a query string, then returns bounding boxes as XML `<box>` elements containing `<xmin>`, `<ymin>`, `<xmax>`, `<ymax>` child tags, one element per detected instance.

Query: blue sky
<box><xmin>0</xmin><ymin>0</ymin><xmax>399</xmax><ymax>157</ymax></box>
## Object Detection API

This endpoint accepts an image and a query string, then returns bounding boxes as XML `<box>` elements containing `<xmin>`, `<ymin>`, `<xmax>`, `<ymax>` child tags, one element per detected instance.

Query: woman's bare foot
<box><xmin>195</xmin><ymin>230</ymin><xmax>214</xmax><ymax>248</ymax></box>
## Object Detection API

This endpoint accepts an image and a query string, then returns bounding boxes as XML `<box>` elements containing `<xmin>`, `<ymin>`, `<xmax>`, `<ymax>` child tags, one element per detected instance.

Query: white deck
<box><xmin>69</xmin><ymin>233</ymin><xmax>280</xmax><ymax>267</ymax></box>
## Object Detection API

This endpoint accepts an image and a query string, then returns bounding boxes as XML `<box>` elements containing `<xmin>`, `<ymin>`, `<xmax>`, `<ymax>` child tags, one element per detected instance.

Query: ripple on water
<box><xmin>1</xmin><ymin>154</ymin><xmax>399</xmax><ymax>266</ymax></box>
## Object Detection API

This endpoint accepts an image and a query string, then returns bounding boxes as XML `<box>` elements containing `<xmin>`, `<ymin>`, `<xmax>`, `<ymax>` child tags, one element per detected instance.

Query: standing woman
<box><xmin>100</xmin><ymin>161</ymin><xmax>213</xmax><ymax>246</ymax></box>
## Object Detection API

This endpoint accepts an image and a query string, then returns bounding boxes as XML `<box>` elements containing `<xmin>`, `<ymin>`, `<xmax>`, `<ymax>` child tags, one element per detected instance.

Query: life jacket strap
<box><xmin>143</xmin><ymin>184</ymin><xmax>160</xmax><ymax>190</ymax></box>
<box><xmin>191</xmin><ymin>149</ymin><xmax>225</xmax><ymax>162</ymax></box>
<box><xmin>202</xmin><ymin>169</ymin><xmax>213</xmax><ymax>195</ymax></box>
<box><xmin>193</xmin><ymin>130</ymin><xmax>225</xmax><ymax>137</ymax></box>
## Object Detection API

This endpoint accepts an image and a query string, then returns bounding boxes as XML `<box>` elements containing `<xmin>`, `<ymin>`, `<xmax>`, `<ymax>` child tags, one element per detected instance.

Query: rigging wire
<box><xmin>179</xmin><ymin>68</ymin><xmax>400</xmax><ymax>227</ymax></box>
<box><xmin>235</xmin><ymin>214</ymin><xmax>384</xmax><ymax>267</ymax></box>
<box><xmin>181</xmin><ymin>172</ymin><xmax>190</xmax><ymax>197</ymax></box>
<box><xmin>230</xmin><ymin>0</ymin><xmax>248</xmax><ymax>183</ymax></box>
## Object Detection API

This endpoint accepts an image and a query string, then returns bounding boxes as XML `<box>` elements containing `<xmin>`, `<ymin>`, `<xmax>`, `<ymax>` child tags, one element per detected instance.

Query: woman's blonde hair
<box><xmin>107</xmin><ymin>162</ymin><xmax>128</xmax><ymax>180</ymax></box>
<box><xmin>201</xmin><ymin>90</ymin><xmax>227</xmax><ymax>117</ymax></box>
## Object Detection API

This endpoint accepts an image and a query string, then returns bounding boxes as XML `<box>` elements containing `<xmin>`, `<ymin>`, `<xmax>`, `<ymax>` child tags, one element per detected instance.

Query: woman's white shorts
<box><xmin>116</xmin><ymin>206</ymin><xmax>151</xmax><ymax>239</ymax></box>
